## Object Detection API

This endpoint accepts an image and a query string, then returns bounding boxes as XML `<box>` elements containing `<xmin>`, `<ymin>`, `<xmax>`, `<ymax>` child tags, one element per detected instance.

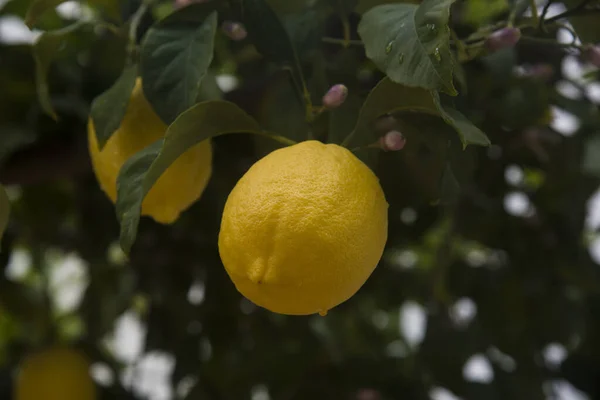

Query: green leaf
<box><xmin>242</xmin><ymin>0</ymin><xmax>307</xmax><ymax>104</ymax></box>
<box><xmin>463</xmin><ymin>0</ymin><xmax>508</xmax><ymax>27</ymax></box>
<box><xmin>343</xmin><ymin>77</ymin><xmax>440</xmax><ymax>148</ymax></box>
<box><xmin>583</xmin><ymin>135</ymin><xmax>600</xmax><ymax>177</ymax></box>
<box><xmin>432</xmin><ymin>93</ymin><xmax>491</xmax><ymax>148</ymax></box>
<box><xmin>357</xmin><ymin>0</ymin><xmax>457</xmax><ymax>95</ymax></box>
<box><xmin>116</xmin><ymin>101</ymin><xmax>261</xmax><ymax>253</ymax></box>
<box><xmin>325</xmin><ymin>0</ymin><xmax>359</xmax><ymax>16</ymax></box>
<box><xmin>562</xmin><ymin>0</ymin><xmax>600</xmax><ymax>43</ymax></box>
<box><xmin>32</xmin><ymin>22</ymin><xmax>83</xmax><ymax>120</ymax></box>
<box><xmin>344</xmin><ymin>78</ymin><xmax>489</xmax><ymax>149</ymax></box>
<box><xmin>140</xmin><ymin>3</ymin><xmax>219</xmax><ymax>124</ymax></box>
<box><xmin>329</xmin><ymin>91</ymin><xmax>366</xmax><ymax>145</ymax></box>
<box><xmin>243</xmin><ymin>0</ymin><xmax>296</xmax><ymax>64</ymax></box>
<box><xmin>438</xmin><ymin>164</ymin><xmax>460</xmax><ymax>204</ymax></box>
<box><xmin>33</xmin><ymin>32</ymin><xmax>63</xmax><ymax>121</ymax></box>
<box><xmin>90</xmin><ymin>65</ymin><xmax>138</xmax><ymax>150</ymax></box>
<box><xmin>0</xmin><ymin>185</ymin><xmax>9</xmax><ymax>246</ymax></box>
<box><xmin>282</xmin><ymin>9</ymin><xmax>322</xmax><ymax>60</ymax></box>
<box><xmin>88</xmin><ymin>0</ymin><xmax>122</xmax><ymax>22</ymax></box>
<box><xmin>25</xmin><ymin>0</ymin><xmax>69</xmax><ymax>28</ymax></box>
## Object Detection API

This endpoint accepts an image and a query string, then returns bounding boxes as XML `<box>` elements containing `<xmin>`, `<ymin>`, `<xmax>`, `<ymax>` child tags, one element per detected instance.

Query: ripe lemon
<box><xmin>15</xmin><ymin>347</ymin><xmax>96</xmax><ymax>400</ymax></box>
<box><xmin>218</xmin><ymin>140</ymin><xmax>388</xmax><ymax>315</ymax></box>
<box><xmin>88</xmin><ymin>78</ymin><xmax>212</xmax><ymax>224</ymax></box>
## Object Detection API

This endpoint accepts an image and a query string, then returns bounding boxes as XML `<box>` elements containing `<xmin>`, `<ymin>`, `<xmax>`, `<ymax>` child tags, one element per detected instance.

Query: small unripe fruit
<box><xmin>485</xmin><ymin>27</ymin><xmax>521</xmax><ymax>52</ymax></box>
<box><xmin>322</xmin><ymin>84</ymin><xmax>348</xmax><ymax>109</ymax></box>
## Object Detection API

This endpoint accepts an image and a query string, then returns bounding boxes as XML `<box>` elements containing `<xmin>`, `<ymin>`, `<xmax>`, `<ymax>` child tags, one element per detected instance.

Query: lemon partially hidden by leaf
<box><xmin>88</xmin><ymin>78</ymin><xmax>212</xmax><ymax>224</ymax></box>
<box><xmin>15</xmin><ymin>347</ymin><xmax>96</xmax><ymax>400</ymax></box>
<box><xmin>218</xmin><ymin>140</ymin><xmax>388</xmax><ymax>315</ymax></box>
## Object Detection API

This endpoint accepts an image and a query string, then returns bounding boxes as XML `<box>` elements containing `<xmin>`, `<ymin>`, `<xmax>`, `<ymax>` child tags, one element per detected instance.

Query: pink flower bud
<box><xmin>174</xmin><ymin>0</ymin><xmax>210</xmax><ymax>9</ymax></box>
<box><xmin>222</xmin><ymin>21</ymin><xmax>247</xmax><ymax>41</ymax></box>
<box><xmin>322</xmin><ymin>84</ymin><xmax>348</xmax><ymax>109</ymax></box>
<box><xmin>356</xmin><ymin>389</ymin><xmax>381</xmax><ymax>400</ymax></box>
<box><xmin>379</xmin><ymin>130</ymin><xmax>406</xmax><ymax>151</ymax></box>
<box><xmin>583</xmin><ymin>45</ymin><xmax>600</xmax><ymax>67</ymax></box>
<box><xmin>485</xmin><ymin>27</ymin><xmax>521</xmax><ymax>52</ymax></box>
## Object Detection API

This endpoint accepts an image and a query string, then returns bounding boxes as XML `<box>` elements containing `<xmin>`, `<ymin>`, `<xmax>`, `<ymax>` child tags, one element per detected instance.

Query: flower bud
<box><xmin>222</xmin><ymin>21</ymin><xmax>247</xmax><ymax>41</ymax></box>
<box><xmin>322</xmin><ymin>84</ymin><xmax>348</xmax><ymax>109</ymax></box>
<box><xmin>175</xmin><ymin>0</ymin><xmax>210</xmax><ymax>8</ymax></box>
<box><xmin>485</xmin><ymin>27</ymin><xmax>521</xmax><ymax>52</ymax></box>
<box><xmin>583</xmin><ymin>45</ymin><xmax>600</xmax><ymax>67</ymax></box>
<box><xmin>379</xmin><ymin>130</ymin><xmax>406</xmax><ymax>151</ymax></box>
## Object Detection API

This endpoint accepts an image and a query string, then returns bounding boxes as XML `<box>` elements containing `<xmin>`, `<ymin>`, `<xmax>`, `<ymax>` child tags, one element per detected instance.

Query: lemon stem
<box><xmin>256</xmin><ymin>131</ymin><xmax>297</xmax><ymax>146</ymax></box>
<box><xmin>127</xmin><ymin>0</ymin><xmax>152</xmax><ymax>65</ymax></box>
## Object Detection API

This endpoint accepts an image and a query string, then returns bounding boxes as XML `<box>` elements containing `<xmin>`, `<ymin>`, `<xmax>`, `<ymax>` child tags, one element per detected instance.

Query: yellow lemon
<box><xmin>218</xmin><ymin>140</ymin><xmax>388</xmax><ymax>315</ymax></box>
<box><xmin>88</xmin><ymin>78</ymin><xmax>212</xmax><ymax>224</ymax></box>
<box><xmin>15</xmin><ymin>347</ymin><xmax>96</xmax><ymax>400</ymax></box>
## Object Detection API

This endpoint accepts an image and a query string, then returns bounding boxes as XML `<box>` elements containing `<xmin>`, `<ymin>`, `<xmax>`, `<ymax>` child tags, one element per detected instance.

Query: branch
<box><xmin>545</xmin><ymin>0</ymin><xmax>598</xmax><ymax>23</ymax></box>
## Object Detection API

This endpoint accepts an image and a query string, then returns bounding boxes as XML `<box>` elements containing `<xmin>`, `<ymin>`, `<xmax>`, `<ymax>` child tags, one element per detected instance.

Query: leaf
<box><xmin>326</xmin><ymin>0</ymin><xmax>359</xmax><ymax>16</ymax></box>
<box><xmin>90</xmin><ymin>65</ymin><xmax>138</xmax><ymax>150</ymax></box>
<box><xmin>438</xmin><ymin>164</ymin><xmax>459</xmax><ymax>203</ymax></box>
<box><xmin>25</xmin><ymin>0</ymin><xmax>69</xmax><ymax>28</ymax></box>
<box><xmin>344</xmin><ymin>78</ymin><xmax>490</xmax><ymax>149</ymax></box>
<box><xmin>583</xmin><ymin>135</ymin><xmax>600</xmax><ymax>177</ymax></box>
<box><xmin>282</xmin><ymin>9</ymin><xmax>322</xmax><ymax>60</ymax></box>
<box><xmin>243</xmin><ymin>0</ymin><xmax>297</xmax><ymax>64</ymax></box>
<box><xmin>562</xmin><ymin>0</ymin><xmax>600</xmax><ymax>43</ymax></box>
<box><xmin>0</xmin><ymin>185</ymin><xmax>9</xmax><ymax>246</ymax></box>
<box><xmin>32</xmin><ymin>22</ymin><xmax>83</xmax><ymax>120</ymax></box>
<box><xmin>357</xmin><ymin>0</ymin><xmax>457</xmax><ymax>95</ymax></box>
<box><xmin>116</xmin><ymin>101</ymin><xmax>261</xmax><ymax>253</ymax></box>
<box><xmin>32</xmin><ymin>31</ymin><xmax>63</xmax><ymax>121</ymax></box>
<box><xmin>343</xmin><ymin>77</ymin><xmax>440</xmax><ymax>148</ymax></box>
<box><xmin>329</xmin><ymin>91</ymin><xmax>365</xmax><ymax>145</ymax></box>
<box><xmin>242</xmin><ymin>0</ymin><xmax>307</xmax><ymax>104</ymax></box>
<box><xmin>432</xmin><ymin>93</ymin><xmax>491</xmax><ymax>148</ymax></box>
<box><xmin>463</xmin><ymin>0</ymin><xmax>508</xmax><ymax>27</ymax></box>
<box><xmin>88</xmin><ymin>0</ymin><xmax>122</xmax><ymax>22</ymax></box>
<box><xmin>140</xmin><ymin>3</ymin><xmax>219</xmax><ymax>124</ymax></box>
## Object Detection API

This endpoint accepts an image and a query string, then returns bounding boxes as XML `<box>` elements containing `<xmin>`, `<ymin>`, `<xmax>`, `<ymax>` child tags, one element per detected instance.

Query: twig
<box><xmin>528</xmin><ymin>0</ymin><xmax>540</xmax><ymax>25</ymax></box>
<box><xmin>539</xmin><ymin>0</ymin><xmax>557</xmax><ymax>30</ymax></box>
<box><xmin>127</xmin><ymin>0</ymin><xmax>152</xmax><ymax>65</ymax></box>
<box><xmin>520</xmin><ymin>35</ymin><xmax>584</xmax><ymax>49</ymax></box>
<box><xmin>322</xmin><ymin>37</ymin><xmax>364</xmax><ymax>46</ymax></box>
<box><xmin>255</xmin><ymin>131</ymin><xmax>297</xmax><ymax>146</ymax></box>
<box><xmin>545</xmin><ymin>0</ymin><xmax>596</xmax><ymax>23</ymax></box>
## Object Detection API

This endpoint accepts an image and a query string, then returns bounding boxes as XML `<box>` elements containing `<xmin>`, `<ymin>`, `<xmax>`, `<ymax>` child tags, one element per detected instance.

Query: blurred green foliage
<box><xmin>0</xmin><ymin>0</ymin><xmax>600</xmax><ymax>399</ymax></box>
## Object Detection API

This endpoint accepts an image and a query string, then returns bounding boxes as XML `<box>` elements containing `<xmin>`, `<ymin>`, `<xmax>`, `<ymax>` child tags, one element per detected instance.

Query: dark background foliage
<box><xmin>1</xmin><ymin>0</ymin><xmax>600</xmax><ymax>399</ymax></box>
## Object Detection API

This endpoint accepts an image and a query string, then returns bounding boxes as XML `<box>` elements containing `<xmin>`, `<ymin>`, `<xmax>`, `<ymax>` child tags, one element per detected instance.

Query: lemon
<box><xmin>88</xmin><ymin>78</ymin><xmax>212</xmax><ymax>224</ymax></box>
<box><xmin>15</xmin><ymin>347</ymin><xmax>96</xmax><ymax>400</ymax></box>
<box><xmin>218</xmin><ymin>140</ymin><xmax>388</xmax><ymax>315</ymax></box>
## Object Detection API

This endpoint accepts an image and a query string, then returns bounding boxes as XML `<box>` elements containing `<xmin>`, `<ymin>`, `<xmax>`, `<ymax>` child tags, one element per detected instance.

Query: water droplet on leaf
<box><xmin>433</xmin><ymin>47</ymin><xmax>441</xmax><ymax>62</ymax></box>
<box><xmin>427</xmin><ymin>23</ymin><xmax>437</xmax><ymax>35</ymax></box>
<box><xmin>385</xmin><ymin>41</ymin><xmax>394</xmax><ymax>54</ymax></box>
<box><xmin>398</xmin><ymin>53</ymin><xmax>405</xmax><ymax>64</ymax></box>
